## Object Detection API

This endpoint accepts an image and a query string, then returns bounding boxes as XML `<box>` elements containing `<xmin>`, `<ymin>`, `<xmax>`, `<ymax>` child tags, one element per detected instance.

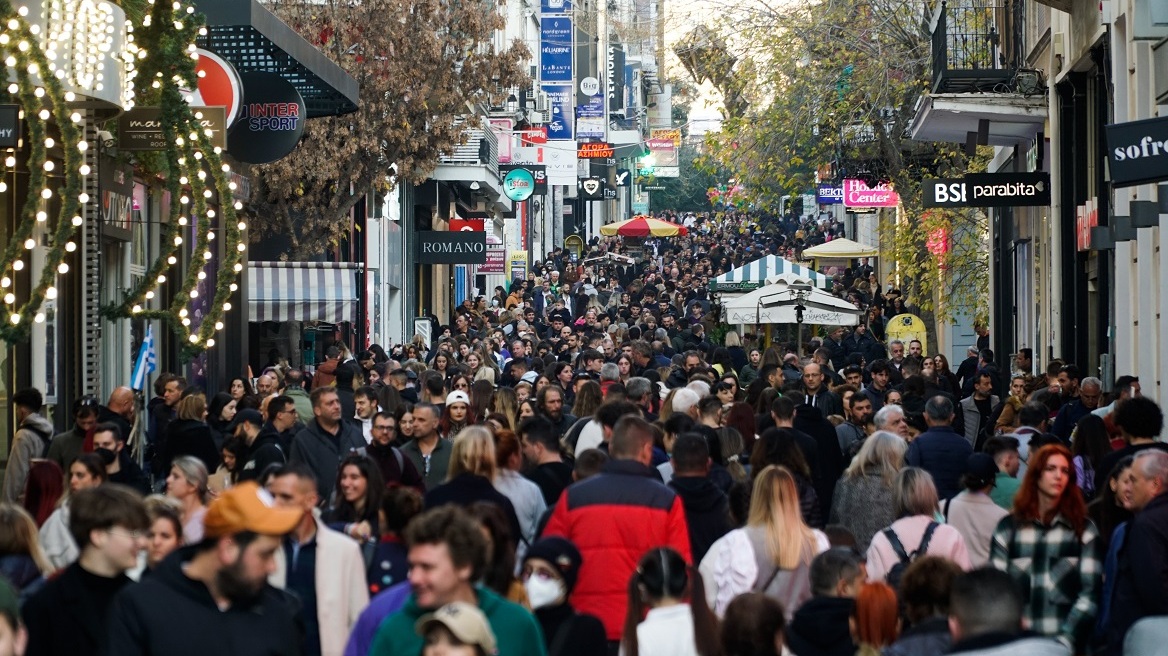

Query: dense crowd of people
<box><xmin>1</xmin><ymin>210</ymin><xmax>1167</xmax><ymax>656</ymax></box>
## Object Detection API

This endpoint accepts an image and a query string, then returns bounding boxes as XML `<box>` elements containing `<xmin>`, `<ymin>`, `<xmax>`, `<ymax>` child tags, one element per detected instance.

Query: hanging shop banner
<box><xmin>651</xmin><ymin>128</ymin><xmax>683</xmax><ymax>148</ymax></box>
<box><xmin>922</xmin><ymin>172</ymin><xmax>1051</xmax><ymax>208</ymax></box>
<box><xmin>576</xmin><ymin>95</ymin><xmax>605</xmax><ymax>139</ymax></box>
<box><xmin>502</xmin><ymin>167</ymin><xmax>536</xmax><ymax>202</ymax></box>
<box><xmin>578</xmin><ymin>142</ymin><xmax>615</xmax><ymax>159</ymax></box>
<box><xmin>1105</xmin><ymin>115</ymin><xmax>1168</xmax><ymax>187</ymax></box>
<box><xmin>449</xmin><ymin>218</ymin><xmax>485</xmax><ymax>232</ymax></box>
<box><xmin>580</xmin><ymin>176</ymin><xmax>606</xmax><ymax>200</ymax></box>
<box><xmin>500</xmin><ymin>165</ymin><xmax>547</xmax><ymax>195</ymax></box>
<box><xmin>119</xmin><ymin>106</ymin><xmax>226</xmax><ymax>151</ymax></box>
<box><xmin>545</xmin><ymin>141</ymin><xmax>579</xmax><ymax>186</ymax></box>
<box><xmin>843</xmin><ymin>178</ymin><xmax>899</xmax><ymax>208</ymax></box>
<box><xmin>189</xmin><ymin>49</ymin><xmax>243</xmax><ymax>126</ymax></box>
<box><xmin>540</xmin><ymin>17</ymin><xmax>573</xmax><ymax>83</ymax></box>
<box><xmin>541</xmin><ymin>0</ymin><xmax>570</xmax><ymax>13</ymax></box>
<box><xmin>1076</xmin><ymin>197</ymin><xmax>1098</xmax><ymax>252</ymax></box>
<box><xmin>646</xmin><ymin>137</ymin><xmax>679</xmax><ymax>177</ymax></box>
<box><xmin>817</xmin><ymin>184</ymin><xmax>843</xmax><ymax>205</ymax></box>
<box><xmin>543</xmin><ymin>84</ymin><xmax>574</xmax><ymax>140</ymax></box>
<box><xmin>607</xmin><ymin>44</ymin><xmax>626</xmax><ymax>113</ymax></box>
<box><xmin>0</xmin><ymin>104</ymin><xmax>20</xmax><ymax>148</ymax></box>
<box><xmin>487</xmin><ymin>118</ymin><xmax>514</xmax><ymax>164</ymax></box>
<box><xmin>481</xmin><ymin>239</ymin><xmax>505</xmax><ymax>274</ymax></box>
<box><xmin>416</xmin><ymin>231</ymin><xmax>487</xmax><ymax>264</ymax></box>
<box><xmin>226</xmin><ymin>72</ymin><xmax>306</xmax><ymax>164</ymax></box>
<box><xmin>615</xmin><ymin>168</ymin><xmax>632</xmax><ymax>186</ymax></box>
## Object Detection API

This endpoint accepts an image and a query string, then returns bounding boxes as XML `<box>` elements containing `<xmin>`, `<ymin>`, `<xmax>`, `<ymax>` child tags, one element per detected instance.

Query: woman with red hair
<box><xmin>852</xmin><ymin>581</ymin><xmax>900</xmax><ymax>654</ymax></box>
<box><xmin>990</xmin><ymin>443</ymin><xmax>1101</xmax><ymax>652</ymax></box>
<box><xmin>20</xmin><ymin>460</ymin><xmax>64</xmax><ymax>527</ymax></box>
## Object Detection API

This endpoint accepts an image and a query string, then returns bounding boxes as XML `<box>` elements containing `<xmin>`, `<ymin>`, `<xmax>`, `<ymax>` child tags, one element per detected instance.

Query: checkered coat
<box><xmin>990</xmin><ymin>513</ymin><xmax>1102</xmax><ymax>649</ymax></box>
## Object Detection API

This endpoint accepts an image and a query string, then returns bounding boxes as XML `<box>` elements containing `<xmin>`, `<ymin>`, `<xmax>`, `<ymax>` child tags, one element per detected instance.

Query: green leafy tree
<box><xmin>650</xmin><ymin>144</ymin><xmax>726</xmax><ymax>213</ymax></box>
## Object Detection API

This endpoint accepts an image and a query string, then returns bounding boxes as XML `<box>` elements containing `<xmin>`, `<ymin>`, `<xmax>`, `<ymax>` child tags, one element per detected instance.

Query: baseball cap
<box><xmin>415</xmin><ymin>602</ymin><xmax>497</xmax><ymax>653</ymax></box>
<box><xmin>446</xmin><ymin>390</ymin><xmax>470</xmax><ymax>406</ymax></box>
<box><xmin>202</xmin><ymin>481</ymin><xmax>302</xmax><ymax>539</ymax></box>
<box><xmin>226</xmin><ymin>408</ymin><xmax>264</xmax><ymax>433</ymax></box>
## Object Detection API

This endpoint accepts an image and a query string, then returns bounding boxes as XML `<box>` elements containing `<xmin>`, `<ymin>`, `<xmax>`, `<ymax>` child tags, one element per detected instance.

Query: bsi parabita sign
<box><xmin>416</xmin><ymin>231</ymin><xmax>487</xmax><ymax>264</ymax></box>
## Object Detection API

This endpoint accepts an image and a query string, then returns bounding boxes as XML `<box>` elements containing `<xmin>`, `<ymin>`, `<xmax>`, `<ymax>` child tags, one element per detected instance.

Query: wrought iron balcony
<box><xmin>929</xmin><ymin>0</ymin><xmax>1025</xmax><ymax>94</ymax></box>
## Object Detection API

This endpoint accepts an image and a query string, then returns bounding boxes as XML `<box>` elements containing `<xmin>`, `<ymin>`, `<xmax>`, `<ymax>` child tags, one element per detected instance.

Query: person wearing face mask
<box><xmin>520</xmin><ymin>537</ymin><xmax>607</xmax><ymax>656</ymax></box>
<box><xmin>92</xmin><ymin>423</ymin><xmax>150</xmax><ymax>495</ymax></box>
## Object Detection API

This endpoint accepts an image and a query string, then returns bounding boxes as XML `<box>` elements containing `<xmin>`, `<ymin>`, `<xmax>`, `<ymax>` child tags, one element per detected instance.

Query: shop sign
<box><xmin>480</xmin><ymin>242</ymin><xmax>505</xmax><ymax>273</ymax></box>
<box><xmin>607</xmin><ymin>44</ymin><xmax>626</xmax><ymax>113</ymax></box>
<box><xmin>578</xmin><ymin>142</ymin><xmax>614</xmax><ymax>159</ymax></box>
<box><xmin>416</xmin><ymin>231</ymin><xmax>487</xmax><ymax>264</ymax></box>
<box><xmin>226</xmin><ymin>72</ymin><xmax>306</xmax><ymax>164</ymax></box>
<box><xmin>508</xmin><ymin>250</ymin><xmax>529</xmax><ymax>280</ymax></box>
<box><xmin>1105</xmin><ymin>115</ymin><xmax>1168</xmax><ymax>187</ymax></box>
<box><xmin>0</xmin><ymin>105</ymin><xmax>19</xmax><ymax>148</ymax></box>
<box><xmin>540</xmin><ymin>17</ymin><xmax>573</xmax><ymax>83</ymax></box>
<box><xmin>502</xmin><ymin>167</ymin><xmax>536</xmax><ymax>201</ymax></box>
<box><xmin>543</xmin><ymin>84</ymin><xmax>573</xmax><ymax>140</ymax></box>
<box><xmin>1076</xmin><ymin>197</ymin><xmax>1098</xmax><ymax>252</ymax></box>
<box><xmin>580</xmin><ymin>176</ymin><xmax>605</xmax><ymax>200</ymax></box>
<box><xmin>843</xmin><ymin>179</ymin><xmax>899</xmax><ymax>208</ymax></box>
<box><xmin>922</xmin><ymin>172</ymin><xmax>1051</xmax><ymax>208</ymax></box>
<box><xmin>116</xmin><ymin>106</ymin><xmax>228</xmax><ymax>150</ymax></box>
<box><xmin>500</xmin><ymin>165</ymin><xmax>547</xmax><ymax>194</ymax></box>
<box><xmin>449</xmin><ymin>218</ymin><xmax>485</xmax><ymax>232</ymax></box>
<box><xmin>189</xmin><ymin>49</ymin><xmax>243</xmax><ymax>126</ymax></box>
<box><xmin>817</xmin><ymin>184</ymin><xmax>843</xmax><ymax>205</ymax></box>
<box><xmin>651</xmin><ymin>128</ymin><xmax>682</xmax><ymax>148</ymax></box>
<box><xmin>615</xmin><ymin>168</ymin><xmax>631</xmax><ymax>186</ymax></box>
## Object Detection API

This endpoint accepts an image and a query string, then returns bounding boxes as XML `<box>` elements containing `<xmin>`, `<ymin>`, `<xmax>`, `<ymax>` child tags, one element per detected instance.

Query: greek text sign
<box><xmin>922</xmin><ymin>172</ymin><xmax>1051</xmax><ymax>207</ymax></box>
<box><xmin>416</xmin><ymin>231</ymin><xmax>487</xmax><ymax>264</ymax></box>
<box><xmin>1105</xmin><ymin>115</ymin><xmax>1168</xmax><ymax>187</ymax></box>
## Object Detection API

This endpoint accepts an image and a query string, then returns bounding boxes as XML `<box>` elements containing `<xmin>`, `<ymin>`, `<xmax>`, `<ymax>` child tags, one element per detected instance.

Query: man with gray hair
<box><xmin>670</xmin><ymin>387</ymin><xmax>701</xmax><ymax>420</ymax></box>
<box><xmin>1107</xmin><ymin>449</ymin><xmax>1168</xmax><ymax>652</ymax></box>
<box><xmin>1051</xmin><ymin>376</ymin><xmax>1102</xmax><ymax>441</ymax></box>
<box><xmin>599</xmin><ymin>362</ymin><xmax>620</xmax><ymax>384</ymax></box>
<box><xmin>873</xmin><ymin>404</ymin><xmax>910</xmax><ymax>440</ymax></box>
<box><xmin>905</xmin><ymin>395</ymin><xmax>972</xmax><ymax>499</ymax></box>
<box><xmin>625</xmin><ymin>376</ymin><xmax>656</xmax><ymax>421</ymax></box>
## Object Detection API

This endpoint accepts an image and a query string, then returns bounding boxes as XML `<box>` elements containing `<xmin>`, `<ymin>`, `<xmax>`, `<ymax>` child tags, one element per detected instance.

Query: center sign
<box><xmin>922</xmin><ymin>172</ymin><xmax>1051</xmax><ymax>208</ymax></box>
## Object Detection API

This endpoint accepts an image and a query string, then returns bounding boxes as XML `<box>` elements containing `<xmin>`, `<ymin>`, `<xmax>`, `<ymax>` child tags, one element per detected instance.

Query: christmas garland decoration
<box><xmin>97</xmin><ymin>0</ymin><xmax>246</xmax><ymax>360</ymax></box>
<box><xmin>0</xmin><ymin>1</ymin><xmax>86</xmax><ymax>342</ymax></box>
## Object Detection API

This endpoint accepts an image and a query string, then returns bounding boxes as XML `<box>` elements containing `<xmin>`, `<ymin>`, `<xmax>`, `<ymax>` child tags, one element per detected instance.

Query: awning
<box><xmin>194</xmin><ymin>0</ymin><xmax>360</xmax><ymax>117</ymax></box>
<box><xmin>249</xmin><ymin>261</ymin><xmax>360</xmax><ymax>323</ymax></box>
<box><xmin>710</xmin><ymin>255</ymin><xmax>830</xmax><ymax>292</ymax></box>
<box><xmin>722</xmin><ymin>274</ymin><xmax>862</xmax><ymax>326</ymax></box>
<box><xmin>800</xmin><ymin>238</ymin><xmax>879</xmax><ymax>259</ymax></box>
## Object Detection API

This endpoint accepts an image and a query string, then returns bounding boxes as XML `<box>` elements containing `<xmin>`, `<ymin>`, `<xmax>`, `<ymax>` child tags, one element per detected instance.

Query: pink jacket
<box><xmin>865</xmin><ymin>515</ymin><xmax>972</xmax><ymax>581</ymax></box>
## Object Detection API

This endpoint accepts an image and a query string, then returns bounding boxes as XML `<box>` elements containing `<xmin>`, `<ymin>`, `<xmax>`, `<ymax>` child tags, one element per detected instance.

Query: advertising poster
<box><xmin>542</xmin><ymin>84</ymin><xmax>574</xmax><ymax>140</ymax></box>
<box><xmin>540</xmin><ymin>17</ymin><xmax>573</xmax><ymax>83</ymax></box>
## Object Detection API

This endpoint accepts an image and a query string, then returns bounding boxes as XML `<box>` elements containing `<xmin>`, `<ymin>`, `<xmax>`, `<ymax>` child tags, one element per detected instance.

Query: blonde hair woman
<box><xmin>166</xmin><ymin>455</ymin><xmax>209</xmax><ymax>544</ymax></box>
<box><xmin>469</xmin><ymin>344</ymin><xmax>499</xmax><ymax>384</ymax></box>
<box><xmin>0</xmin><ymin>503</ymin><xmax>53</xmax><ymax>591</ymax></box>
<box><xmin>490</xmin><ymin>387</ymin><xmax>520</xmax><ymax>432</ymax></box>
<box><xmin>700</xmin><ymin>465</ymin><xmax>830</xmax><ymax>619</ymax></box>
<box><xmin>425</xmin><ymin>427</ymin><xmax>523</xmax><ymax>548</ymax></box>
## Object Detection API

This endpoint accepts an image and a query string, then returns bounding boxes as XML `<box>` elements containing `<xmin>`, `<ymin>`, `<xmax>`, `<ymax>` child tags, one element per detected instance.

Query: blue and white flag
<box><xmin>131</xmin><ymin>325</ymin><xmax>157</xmax><ymax>391</ymax></box>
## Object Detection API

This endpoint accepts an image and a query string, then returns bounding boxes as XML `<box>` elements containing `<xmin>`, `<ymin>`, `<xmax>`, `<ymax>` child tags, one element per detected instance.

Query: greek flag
<box><xmin>131</xmin><ymin>325</ymin><xmax>157</xmax><ymax>391</ymax></box>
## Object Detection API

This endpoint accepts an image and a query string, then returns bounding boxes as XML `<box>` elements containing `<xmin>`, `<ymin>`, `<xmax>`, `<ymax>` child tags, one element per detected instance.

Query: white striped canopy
<box><xmin>709</xmin><ymin>255</ymin><xmax>830</xmax><ymax>293</ymax></box>
<box><xmin>248</xmin><ymin>261</ymin><xmax>361</xmax><ymax>323</ymax></box>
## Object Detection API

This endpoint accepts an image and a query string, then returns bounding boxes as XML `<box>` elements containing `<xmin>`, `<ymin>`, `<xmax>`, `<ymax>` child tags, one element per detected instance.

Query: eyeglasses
<box><xmin>106</xmin><ymin>527</ymin><xmax>144</xmax><ymax>540</ymax></box>
<box><xmin>454</xmin><ymin>383</ymin><xmax>469</xmax><ymax>390</ymax></box>
<box><xmin>373</xmin><ymin>425</ymin><xmax>395</xmax><ymax>432</ymax></box>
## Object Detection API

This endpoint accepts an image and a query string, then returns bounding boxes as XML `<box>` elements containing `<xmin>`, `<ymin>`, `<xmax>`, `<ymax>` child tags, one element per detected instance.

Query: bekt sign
<box><xmin>922</xmin><ymin>172</ymin><xmax>1051</xmax><ymax>208</ymax></box>
<box><xmin>415</xmin><ymin>231</ymin><xmax>487</xmax><ymax>264</ymax></box>
<box><xmin>816</xmin><ymin>184</ymin><xmax>843</xmax><ymax>205</ymax></box>
<box><xmin>1105</xmin><ymin>115</ymin><xmax>1168</xmax><ymax>187</ymax></box>
<box><xmin>843</xmin><ymin>179</ymin><xmax>899</xmax><ymax>208</ymax></box>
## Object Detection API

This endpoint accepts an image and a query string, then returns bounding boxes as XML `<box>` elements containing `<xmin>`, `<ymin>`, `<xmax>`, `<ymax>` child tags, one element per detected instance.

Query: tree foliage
<box><xmin>649</xmin><ymin>144</ymin><xmax>726</xmax><ymax>214</ymax></box>
<box><xmin>683</xmin><ymin>0</ymin><xmax>990</xmax><ymax>321</ymax></box>
<box><xmin>247</xmin><ymin>0</ymin><xmax>529</xmax><ymax>259</ymax></box>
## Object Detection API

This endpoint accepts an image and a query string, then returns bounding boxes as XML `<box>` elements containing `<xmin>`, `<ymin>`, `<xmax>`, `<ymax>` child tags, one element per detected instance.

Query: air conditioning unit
<box><xmin>534</xmin><ymin>91</ymin><xmax>549</xmax><ymax>113</ymax></box>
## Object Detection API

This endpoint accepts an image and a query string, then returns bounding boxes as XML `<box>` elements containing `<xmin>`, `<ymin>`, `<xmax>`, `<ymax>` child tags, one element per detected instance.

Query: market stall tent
<box><xmin>721</xmin><ymin>274</ymin><xmax>862</xmax><ymax>325</ymax></box>
<box><xmin>709</xmin><ymin>255</ymin><xmax>831</xmax><ymax>293</ymax></box>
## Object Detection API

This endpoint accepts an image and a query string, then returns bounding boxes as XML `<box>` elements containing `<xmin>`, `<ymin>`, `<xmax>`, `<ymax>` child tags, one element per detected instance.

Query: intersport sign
<box><xmin>1105</xmin><ymin>116</ymin><xmax>1168</xmax><ymax>188</ymax></box>
<box><xmin>922</xmin><ymin>172</ymin><xmax>1051</xmax><ymax>208</ymax></box>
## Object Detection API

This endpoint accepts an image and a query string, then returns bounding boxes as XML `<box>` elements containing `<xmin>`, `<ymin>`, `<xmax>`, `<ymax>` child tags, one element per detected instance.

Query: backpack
<box><xmin>24</xmin><ymin>422</ymin><xmax>53</xmax><ymax>458</ymax></box>
<box><xmin>883</xmin><ymin>521</ymin><xmax>939</xmax><ymax>590</ymax></box>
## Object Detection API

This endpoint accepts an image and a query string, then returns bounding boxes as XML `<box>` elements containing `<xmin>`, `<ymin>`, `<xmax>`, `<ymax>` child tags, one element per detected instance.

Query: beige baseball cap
<box><xmin>414</xmin><ymin>602</ymin><xmax>497</xmax><ymax>653</ymax></box>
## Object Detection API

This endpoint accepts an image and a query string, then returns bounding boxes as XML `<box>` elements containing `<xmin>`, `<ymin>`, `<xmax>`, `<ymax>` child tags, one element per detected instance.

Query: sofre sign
<box><xmin>1105</xmin><ymin>115</ymin><xmax>1168</xmax><ymax>188</ymax></box>
<box><xmin>578</xmin><ymin>142</ymin><xmax>615</xmax><ymax>159</ymax></box>
<box><xmin>922</xmin><ymin>172</ymin><xmax>1051</xmax><ymax>208</ymax></box>
<box><xmin>416</xmin><ymin>231</ymin><xmax>487</xmax><ymax>264</ymax></box>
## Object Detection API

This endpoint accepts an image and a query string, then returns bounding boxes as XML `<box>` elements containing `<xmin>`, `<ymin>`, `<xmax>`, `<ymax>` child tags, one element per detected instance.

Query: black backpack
<box><xmin>883</xmin><ymin>521</ymin><xmax>939</xmax><ymax>590</ymax></box>
<box><xmin>24</xmin><ymin>422</ymin><xmax>53</xmax><ymax>458</ymax></box>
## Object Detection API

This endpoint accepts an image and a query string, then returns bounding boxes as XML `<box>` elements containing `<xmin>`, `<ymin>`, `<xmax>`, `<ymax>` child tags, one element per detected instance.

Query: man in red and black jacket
<box><xmin>543</xmin><ymin>414</ymin><xmax>691</xmax><ymax>649</ymax></box>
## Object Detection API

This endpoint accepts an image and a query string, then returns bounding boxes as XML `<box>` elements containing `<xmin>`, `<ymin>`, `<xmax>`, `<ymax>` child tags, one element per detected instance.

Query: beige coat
<box><xmin>270</xmin><ymin>512</ymin><xmax>369</xmax><ymax>656</ymax></box>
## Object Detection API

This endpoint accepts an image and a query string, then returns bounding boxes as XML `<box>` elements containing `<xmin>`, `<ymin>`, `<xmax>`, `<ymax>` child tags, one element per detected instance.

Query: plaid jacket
<box><xmin>990</xmin><ymin>513</ymin><xmax>1102</xmax><ymax>648</ymax></box>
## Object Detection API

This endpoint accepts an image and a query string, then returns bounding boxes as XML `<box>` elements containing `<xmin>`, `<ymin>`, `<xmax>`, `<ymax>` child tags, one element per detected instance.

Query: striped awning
<box><xmin>248</xmin><ymin>261</ymin><xmax>361</xmax><ymax>323</ymax></box>
<box><xmin>710</xmin><ymin>255</ymin><xmax>830</xmax><ymax>292</ymax></box>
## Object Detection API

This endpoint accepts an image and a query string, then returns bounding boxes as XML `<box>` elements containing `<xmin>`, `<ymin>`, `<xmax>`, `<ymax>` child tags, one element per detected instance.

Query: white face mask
<box><xmin>524</xmin><ymin>575</ymin><xmax>565</xmax><ymax>610</ymax></box>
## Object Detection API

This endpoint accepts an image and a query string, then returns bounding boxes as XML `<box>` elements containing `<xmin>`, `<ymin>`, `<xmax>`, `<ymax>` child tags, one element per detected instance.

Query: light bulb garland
<box><xmin>0</xmin><ymin>0</ymin><xmax>84</xmax><ymax>342</ymax></box>
<box><xmin>98</xmin><ymin>0</ymin><xmax>246</xmax><ymax>360</ymax></box>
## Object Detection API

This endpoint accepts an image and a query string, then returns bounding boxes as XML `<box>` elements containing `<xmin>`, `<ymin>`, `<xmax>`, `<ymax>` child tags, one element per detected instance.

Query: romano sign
<box><xmin>922</xmin><ymin>172</ymin><xmax>1051</xmax><ymax>208</ymax></box>
<box><xmin>416</xmin><ymin>231</ymin><xmax>487</xmax><ymax>264</ymax></box>
<box><xmin>1105</xmin><ymin>115</ymin><xmax>1168</xmax><ymax>187</ymax></box>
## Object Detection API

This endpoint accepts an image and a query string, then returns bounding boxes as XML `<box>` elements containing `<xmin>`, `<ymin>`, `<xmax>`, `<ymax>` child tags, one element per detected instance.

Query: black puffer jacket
<box><xmin>107</xmin><ymin>547</ymin><xmax>302</xmax><ymax>656</ymax></box>
<box><xmin>668</xmin><ymin>475</ymin><xmax>732</xmax><ymax>562</ymax></box>
<box><xmin>786</xmin><ymin>596</ymin><xmax>858</xmax><ymax>656</ymax></box>
<box><xmin>159</xmin><ymin>418</ymin><xmax>220</xmax><ymax>474</ymax></box>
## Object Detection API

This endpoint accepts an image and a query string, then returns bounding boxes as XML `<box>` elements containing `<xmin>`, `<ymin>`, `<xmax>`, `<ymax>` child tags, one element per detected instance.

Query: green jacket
<box><xmin>991</xmin><ymin>471</ymin><xmax>1022</xmax><ymax>510</ymax></box>
<box><xmin>285</xmin><ymin>387</ymin><xmax>314</xmax><ymax>424</ymax></box>
<box><xmin>369</xmin><ymin>585</ymin><xmax>546</xmax><ymax>656</ymax></box>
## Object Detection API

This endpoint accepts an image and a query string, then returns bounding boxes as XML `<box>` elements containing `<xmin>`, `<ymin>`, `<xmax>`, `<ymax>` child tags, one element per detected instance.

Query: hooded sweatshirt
<box><xmin>786</xmin><ymin>596</ymin><xmax>857</xmax><ymax>656</ymax></box>
<box><xmin>668</xmin><ymin>475</ymin><xmax>732</xmax><ymax>562</ymax></box>
<box><xmin>1</xmin><ymin>412</ymin><xmax>54</xmax><ymax>503</ymax></box>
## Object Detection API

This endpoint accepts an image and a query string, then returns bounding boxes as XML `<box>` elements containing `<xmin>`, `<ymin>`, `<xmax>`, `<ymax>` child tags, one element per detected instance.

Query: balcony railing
<box><xmin>437</xmin><ymin>126</ymin><xmax>499</xmax><ymax>178</ymax></box>
<box><xmin>929</xmin><ymin>0</ymin><xmax>1025</xmax><ymax>94</ymax></box>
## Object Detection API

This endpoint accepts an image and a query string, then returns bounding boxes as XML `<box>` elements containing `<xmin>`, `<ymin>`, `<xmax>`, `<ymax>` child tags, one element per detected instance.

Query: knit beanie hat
<box><xmin>524</xmin><ymin>537</ymin><xmax>583</xmax><ymax>593</ymax></box>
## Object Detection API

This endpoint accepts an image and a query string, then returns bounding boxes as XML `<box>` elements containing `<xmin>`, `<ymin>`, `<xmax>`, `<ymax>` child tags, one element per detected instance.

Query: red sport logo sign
<box><xmin>188</xmin><ymin>49</ymin><xmax>243</xmax><ymax>126</ymax></box>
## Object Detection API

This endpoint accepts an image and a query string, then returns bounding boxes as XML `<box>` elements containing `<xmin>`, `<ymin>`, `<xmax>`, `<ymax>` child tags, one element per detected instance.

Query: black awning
<box><xmin>194</xmin><ymin>0</ymin><xmax>359</xmax><ymax>118</ymax></box>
